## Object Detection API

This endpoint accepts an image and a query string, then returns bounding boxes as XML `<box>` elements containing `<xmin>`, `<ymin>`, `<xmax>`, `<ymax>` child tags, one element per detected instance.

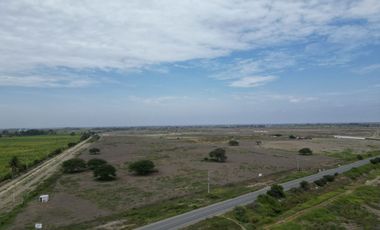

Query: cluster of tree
<box><xmin>128</xmin><ymin>160</ymin><xmax>157</xmax><ymax>175</ymax></box>
<box><xmin>1</xmin><ymin>129</ymin><xmax>57</xmax><ymax>137</ymax></box>
<box><xmin>204</xmin><ymin>148</ymin><xmax>227</xmax><ymax>162</ymax></box>
<box><xmin>62</xmin><ymin>158</ymin><xmax>116</xmax><ymax>181</ymax></box>
<box><xmin>298</xmin><ymin>147</ymin><xmax>313</xmax><ymax>155</ymax></box>
<box><xmin>228</xmin><ymin>140</ymin><xmax>239</xmax><ymax>146</ymax></box>
<box><xmin>80</xmin><ymin>132</ymin><xmax>94</xmax><ymax>141</ymax></box>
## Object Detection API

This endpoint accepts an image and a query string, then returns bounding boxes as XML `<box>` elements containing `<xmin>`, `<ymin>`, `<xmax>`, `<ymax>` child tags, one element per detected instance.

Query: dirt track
<box><xmin>0</xmin><ymin>139</ymin><xmax>91</xmax><ymax>212</ymax></box>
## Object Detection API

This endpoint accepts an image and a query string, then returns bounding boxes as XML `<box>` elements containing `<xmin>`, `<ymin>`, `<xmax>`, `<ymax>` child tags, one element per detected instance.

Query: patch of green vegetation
<box><xmin>0</xmin><ymin>135</ymin><xmax>80</xmax><ymax>179</ymax></box>
<box><xmin>278</xmin><ymin>170</ymin><xmax>313</xmax><ymax>183</ymax></box>
<box><xmin>325</xmin><ymin>149</ymin><xmax>380</xmax><ymax>162</ymax></box>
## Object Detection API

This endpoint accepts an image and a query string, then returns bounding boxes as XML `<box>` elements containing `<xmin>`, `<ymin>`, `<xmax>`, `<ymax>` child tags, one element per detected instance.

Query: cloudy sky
<box><xmin>0</xmin><ymin>0</ymin><xmax>379</xmax><ymax>128</ymax></box>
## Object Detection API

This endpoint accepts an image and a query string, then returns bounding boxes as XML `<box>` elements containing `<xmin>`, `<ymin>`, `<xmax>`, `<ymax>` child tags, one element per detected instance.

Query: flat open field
<box><xmin>0</xmin><ymin>135</ymin><xmax>80</xmax><ymax>179</ymax></box>
<box><xmin>6</xmin><ymin>125</ymin><xmax>380</xmax><ymax>229</ymax></box>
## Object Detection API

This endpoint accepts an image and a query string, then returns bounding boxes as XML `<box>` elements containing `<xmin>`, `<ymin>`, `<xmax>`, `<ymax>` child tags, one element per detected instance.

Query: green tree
<box><xmin>300</xmin><ymin>181</ymin><xmax>310</xmax><ymax>191</ymax></box>
<box><xmin>62</xmin><ymin>158</ymin><xmax>87</xmax><ymax>173</ymax></box>
<box><xmin>267</xmin><ymin>184</ymin><xmax>285</xmax><ymax>199</ymax></box>
<box><xmin>9</xmin><ymin>156</ymin><xmax>21</xmax><ymax>177</ymax></box>
<box><xmin>93</xmin><ymin>164</ymin><xmax>116</xmax><ymax>181</ymax></box>
<box><xmin>128</xmin><ymin>160</ymin><xmax>156</xmax><ymax>175</ymax></box>
<box><xmin>298</xmin><ymin>148</ymin><xmax>313</xmax><ymax>155</ymax></box>
<box><xmin>87</xmin><ymin>158</ymin><xmax>107</xmax><ymax>170</ymax></box>
<box><xmin>80</xmin><ymin>132</ymin><xmax>92</xmax><ymax>141</ymax></box>
<box><xmin>209</xmin><ymin>148</ymin><xmax>227</xmax><ymax>162</ymax></box>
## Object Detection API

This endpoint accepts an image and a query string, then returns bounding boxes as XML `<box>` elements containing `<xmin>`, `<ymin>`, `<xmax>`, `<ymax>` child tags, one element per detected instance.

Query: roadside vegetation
<box><xmin>184</xmin><ymin>162</ymin><xmax>380</xmax><ymax>230</ymax></box>
<box><xmin>325</xmin><ymin>149</ymin><xmax>380</xmax><ymax>162</ymax></box>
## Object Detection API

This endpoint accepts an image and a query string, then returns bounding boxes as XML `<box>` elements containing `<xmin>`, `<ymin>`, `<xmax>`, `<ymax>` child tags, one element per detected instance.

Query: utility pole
<box><xmin>296</xmin><ymin>155</ymin><xmax>300</xmax><ymax>171</ymax></box>
<box><xmin>207</xmin><ymin>170</ymin><xmax>210</xmax><ymax>194</ymax></box>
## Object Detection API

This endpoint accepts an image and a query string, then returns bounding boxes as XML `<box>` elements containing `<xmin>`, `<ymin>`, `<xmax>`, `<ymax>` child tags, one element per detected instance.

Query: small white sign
<box><xmin>39</xmin><ymin>195</ymin><xmax>49</xmax><ymax>203</ymax></box>
<box><xmin>35</xmin><ymin>223</ymin><xmax>42</xmax><ymax>229</ymax></box>
<box><xmin>258</xmin><ymin>173</ymin><xmax>263</xmax><ymax>177</ymax></box>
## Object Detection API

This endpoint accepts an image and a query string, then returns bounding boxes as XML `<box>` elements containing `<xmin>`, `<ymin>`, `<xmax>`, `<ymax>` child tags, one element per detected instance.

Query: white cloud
<box><xmin>229</xmin><ymin>76</ymin><xmax>277</xmax><ymax>88</ymax></box>
<box><xmin>212</xmin><ymin>51</ymin><xmax>296</xmax><ymax>80</ymax></box>
<box><xmin>127</xmin><ymin>95</ymin><xmax>191</xmax><ymax>105</ymax></box>
<box><xmin>0</xmin><ymin>0</ymin><xmax>379</xmax><ymax>86</ymax></box>
<box><xmin>0</xmin><ymin>75</ymin><xmax>95</xmax><ymax>88</ymax></box>
<box><xmin>0</xmin><ymin>0</ymin><xmax>380</xmax><ymax>68</ymax></box>
<box><xmin>353</xmin><ymin>63</ymin><xmax>380</xmax><ymax>74</ymax></box>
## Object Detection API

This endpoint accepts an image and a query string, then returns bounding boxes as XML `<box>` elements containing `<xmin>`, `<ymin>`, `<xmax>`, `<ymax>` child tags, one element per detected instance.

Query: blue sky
<box><xmin>0</xmin><ymin>0</ymin><xmax>379</xmax><ymax>128</ymax></box>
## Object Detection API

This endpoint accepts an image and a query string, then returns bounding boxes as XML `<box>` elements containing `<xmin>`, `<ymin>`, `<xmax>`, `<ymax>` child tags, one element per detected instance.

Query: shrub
<box><xmin>314</xmin><ymin>178</ymin><xmax>327</xmax><ymax>187</ymax></box>
<box><xmin>356</xmin><ymin>154</ymin><xmax>364</xmax><ymax>160</ymax></box>
<box><xmin>254</xmin><ymin>194</ymin><xmax>284</xmax><ymax>217</ymax></box>
<box><xmin>203</xmin><ymin>157</ymin><xmax>209</xmax><ymax>161</ymax></box>
<box><xmin>48</xmin><ymin>148</ymin><xmax>63</xmax><ymax>157</ymax></box>
<box><xmin>128</xmin><ymin>160</ymin><xmax>156</xmax><ymax>175</ymax></box>
<box><xmin>62</xmin><ymin>158</ymin><xmax>86</xmax><ymax>173</ymax></box>
<box><xmin>323</xmin><ymin>175</ymin><xmax>335</xmax><ymax>182</ymax></box>
<box><xmin>89</xmin><ymin>148</ymin><xmax>100</xmax><ymax>155</ymax></box>
<box><xmin>299</xmin><ymin>148</ymin><xmax>313</xmax><ymax>155</ymax></box>
<box><xmin>209</xmin><ymin>148</ymin><xmax>227</xmax><ymax>162</ymax></box>
<box><xmin>233</xmin><ymin>206</ymin><xmax>249</xmax><ymax>223</ymax></box>
<box><xmin>289</xmin><ymin>135</ymin><xmax>296</xmax><ymax>139</ymax></box>
<box><xmin>9</xmin><ymin>156</ymin><xmax>21</xmax><ymax>175</ymax></box>
<box><xmin>370</xmin><ymin>157</ymin><xmax>380</xmax><ymax>164</ymax></box>
<box><xmin>93</xmin><ymin>164</ymin><xmax>116</xmax><ymax>181</ymax></box>
<box><xmin>87</xmin><ymin>158</ymin><xmax>107</xmax><ymax>170</ymax></box>
<box><xmin>67</xmin><ymin>142</ymin><xmax>77</xmax><ymax>148</ymax></box>
<box><xmin>228</xmin><ymin>140</ymin><xmax>239</xmax><ymax>146</ymax></box>
<box><xmin>267</xmin><ymin>184</ymin><xmax>285</xmax><ymax>199</ymax></box>
<box><xmin>300</xmin><ymin>180</ymin><xmax>310</xmax><ymax>191</ymax></box>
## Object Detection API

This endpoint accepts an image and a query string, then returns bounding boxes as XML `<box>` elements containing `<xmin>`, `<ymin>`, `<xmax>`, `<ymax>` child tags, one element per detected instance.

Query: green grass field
<box><xmin>0</xmin><ymin>135</ymin><xmax>80</xmax><ymax>178</ymax></box>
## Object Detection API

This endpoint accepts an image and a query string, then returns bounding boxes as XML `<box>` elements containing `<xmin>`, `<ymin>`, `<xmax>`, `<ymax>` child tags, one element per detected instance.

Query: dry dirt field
<box><xmin>8</xmin><ymin>125</ymin><xmax>380</xmax><ymax>229</ymax></box>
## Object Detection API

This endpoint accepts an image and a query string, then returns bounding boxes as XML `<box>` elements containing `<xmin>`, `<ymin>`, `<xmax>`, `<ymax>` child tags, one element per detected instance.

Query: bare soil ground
<box><xmin>8</xmin><ymin>125</ymin><xmax>380</xmax><ymax>229</ymax></box>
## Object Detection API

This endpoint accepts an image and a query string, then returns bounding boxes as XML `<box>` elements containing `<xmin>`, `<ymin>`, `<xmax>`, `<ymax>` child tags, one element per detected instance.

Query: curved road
<box><xmin>137</xmin><ymin>157</ymin><xmax>377</xmax><ymax>230</ymax></box>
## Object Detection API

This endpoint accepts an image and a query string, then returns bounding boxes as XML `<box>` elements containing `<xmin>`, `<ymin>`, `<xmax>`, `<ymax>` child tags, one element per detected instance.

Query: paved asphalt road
<box><xmin>136</xmin><ymin>157</ymin><xmax>377</xmax><ymax>230</ymax></box>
